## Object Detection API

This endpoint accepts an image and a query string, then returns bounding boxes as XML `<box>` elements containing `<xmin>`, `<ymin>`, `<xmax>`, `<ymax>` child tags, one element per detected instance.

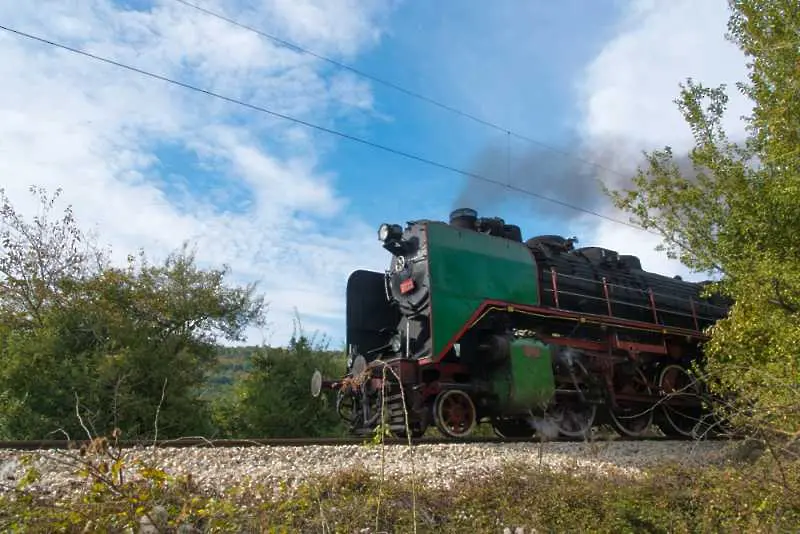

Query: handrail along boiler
<box><xmin>311</xmin><ymin>209</ymin><xmax>730</xmax><ymax>439</ymax></box>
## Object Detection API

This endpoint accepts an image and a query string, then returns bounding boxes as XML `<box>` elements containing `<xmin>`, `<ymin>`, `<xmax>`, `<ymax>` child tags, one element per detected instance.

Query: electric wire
<box><xmin>0</xmin><ymin>24</ymin><xmax>655</xmax><ymax>234</ymax></box>
<box><xmin>170</xmin><ymin>0</ymin><xmax>630</xmax><ymax>181</ymax></box>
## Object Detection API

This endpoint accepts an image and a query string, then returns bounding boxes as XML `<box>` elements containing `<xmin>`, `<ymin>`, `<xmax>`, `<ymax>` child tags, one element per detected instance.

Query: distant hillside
<box><xmin>200</xmin><ymin>345</ymin><xmax>345</xmax><ymax>401</ymax></box>
<box><xmin>202</xmin><ymin>346</ymin><xmax>256</xmax><ymax>397</ymax></box>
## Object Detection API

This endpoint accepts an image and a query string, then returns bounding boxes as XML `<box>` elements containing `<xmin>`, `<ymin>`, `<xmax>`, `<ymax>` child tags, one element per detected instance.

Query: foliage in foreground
<box><xmin>0</xmin><ymin>185</ymin><xmax>352</xmax><ymax>441</ymax></box>
<box><xmin>1</xmin><ymin>439</ymin><xmax>799</xmax><ymax>533</ymax></box>
<box><xmin>0</xmin><ymin>186</ymin><xmax>268</xmax><ymax>441</ymax></box>
<box><xmin>606</xmin><ymin>0</ymin><xmax>800</xmax><ymax>437</ymax></box>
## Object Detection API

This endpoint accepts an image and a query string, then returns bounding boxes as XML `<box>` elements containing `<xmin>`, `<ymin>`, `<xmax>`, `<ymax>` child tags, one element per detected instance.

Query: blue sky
<box><xmin>319</xmin><ymin>0</ymin><xmax>624</xmax><ymax>238</ymax></box>
<box><xmin>0</xmin><ymin>0</ymin><xmax>748</xmax><ymax>347</ymax></box>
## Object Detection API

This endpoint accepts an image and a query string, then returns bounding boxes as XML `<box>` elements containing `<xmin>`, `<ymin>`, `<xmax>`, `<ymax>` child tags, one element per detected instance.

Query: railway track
<box><xmin>0</xmin><ymin>433</ymin><xmax>732</xmax><ymax>450</ymax></box>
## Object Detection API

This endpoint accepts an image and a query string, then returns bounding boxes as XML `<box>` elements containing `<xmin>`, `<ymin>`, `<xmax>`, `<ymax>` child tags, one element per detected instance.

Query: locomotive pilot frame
<box><xmin>311</xmin><ymin>208</ymin><xmax>730</xmax><ymax>440</ymax></box>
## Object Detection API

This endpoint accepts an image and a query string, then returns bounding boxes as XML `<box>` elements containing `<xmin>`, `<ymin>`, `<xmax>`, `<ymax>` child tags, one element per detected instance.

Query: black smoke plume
<box><xmin>452</xmin><ymin>136</ymin><xmax>644</xmax><ymax>222</ymax></box>
<box><xmin>451</xmin><ymin>133</ymin><xmax>718</xmax><ymax>227</ymax></box>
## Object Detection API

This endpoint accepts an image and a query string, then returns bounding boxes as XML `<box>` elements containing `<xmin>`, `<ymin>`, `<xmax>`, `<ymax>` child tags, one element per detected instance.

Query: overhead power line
<box><xmin>170</xmin><ymin>0</ymin><xmax>629</xmax><ymax>181</ymax></box>
<box><xmin>0</xmin><ymin>24</ymin><xmax>653</xmax><ymax>234</ymax></box>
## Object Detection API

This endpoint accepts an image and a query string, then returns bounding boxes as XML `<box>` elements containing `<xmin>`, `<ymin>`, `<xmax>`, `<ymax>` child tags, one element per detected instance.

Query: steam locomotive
<box><xmin>311</xmin><ymin>208</ymin><xmax>730</xmax><ymax>440</ymax></box>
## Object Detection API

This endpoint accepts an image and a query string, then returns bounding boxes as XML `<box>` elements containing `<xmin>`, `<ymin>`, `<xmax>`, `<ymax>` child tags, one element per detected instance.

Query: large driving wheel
<box><xmin>608</xmin><ymin>366</ymin><xmax>654</xmax><ymax>437</ymax></box>
<box><xmin>658</xmin><ymin>364</ymin><xmax>703</xmax><ymax>438</ymax></box>
<box><xmin>433</xmin><ymin>389</ymin><xmax>477</xmax><ymax>438</ymax></box>
<box><xmin>551</xmin><ymin>359</ymin><xmax>597</xmax><ymax>438</ymax></box>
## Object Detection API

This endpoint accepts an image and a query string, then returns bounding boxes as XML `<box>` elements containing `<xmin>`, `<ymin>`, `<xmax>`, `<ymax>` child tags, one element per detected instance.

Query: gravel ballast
<box><xmin>0</xmin><ymin>440</ymin><xmax>734</xmax><ymax>501</ymax></box>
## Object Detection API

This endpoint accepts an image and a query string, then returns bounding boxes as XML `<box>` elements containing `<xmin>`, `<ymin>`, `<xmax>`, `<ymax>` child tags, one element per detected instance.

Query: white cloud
<box><xmin>0</xmin><ymin>0</ymin><xmax>396</xmax><ymax>346</ymax></box>
<box><xmin>256</xmin><ymin>0</ymin><xmax>394</xmax><ymax>59</ymax></box>
<box><xmin>576</xmin><ymin>0</ymin><xmax>752</xmax><ymax>280</ymax></box>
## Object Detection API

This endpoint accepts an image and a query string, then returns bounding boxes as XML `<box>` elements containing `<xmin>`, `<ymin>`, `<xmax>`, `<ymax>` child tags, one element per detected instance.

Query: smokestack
<box><xmin>449</xmin><ymin>208</ymin><xmax>478</xmax><ymax>230</ymax></box>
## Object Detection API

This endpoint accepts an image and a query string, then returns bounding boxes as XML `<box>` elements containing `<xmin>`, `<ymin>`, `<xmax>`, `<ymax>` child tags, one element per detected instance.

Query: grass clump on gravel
<box><xmin>1</xmin><ymin>443</ymin><xmax>799</xmax><ymax>533</ymax></box>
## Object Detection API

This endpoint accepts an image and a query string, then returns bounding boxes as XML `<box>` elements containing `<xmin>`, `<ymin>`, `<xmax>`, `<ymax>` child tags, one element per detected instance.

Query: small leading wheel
<box><xmin>433</xmin><ymin>389</ymin><xmax>477</xmax><ymax>438</ymax></box>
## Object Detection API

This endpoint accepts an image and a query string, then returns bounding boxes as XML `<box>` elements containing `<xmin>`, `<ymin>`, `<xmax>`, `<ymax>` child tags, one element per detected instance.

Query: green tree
<box><xmin>218</xmin><ymin>328</ymin><xmax>348</xmax><ymax>438</ymax></box>
<box><xmin>607</xmin><ymin>0</ymin><xmax>800</xmax><ymax>438</ymax></box>
<box><xmin>0</xmin><ymin>186</ymin><xmax>268</xmax><ymax>440</ymax></box>
<box><xmin>0</xmin><ymin>186</ymin><xmax>107</xmax><ymax>329</ymax></box>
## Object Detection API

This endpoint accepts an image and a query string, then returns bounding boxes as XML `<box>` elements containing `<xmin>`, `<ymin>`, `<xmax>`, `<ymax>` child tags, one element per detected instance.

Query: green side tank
<box><xmin>490</xmin><ymin>338</ymin><xmax>556</xmax><ymax>413</ymax></box>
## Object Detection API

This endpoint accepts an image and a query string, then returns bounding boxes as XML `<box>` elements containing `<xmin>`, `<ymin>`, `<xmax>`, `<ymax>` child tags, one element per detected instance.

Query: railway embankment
<box><xmin>3</xmin><ymin>437</ymin><xmax>796</xmax><ymax>532</ymax></box>
<box><xmin>0</xmin><ymin>439</ymin><xmax>731</xmax><ymax>501</ymax></box>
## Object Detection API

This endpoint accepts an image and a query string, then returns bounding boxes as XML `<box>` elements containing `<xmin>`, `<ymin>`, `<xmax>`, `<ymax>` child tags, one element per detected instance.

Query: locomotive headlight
<box><xmin>378</xmin><ymin>223</ymin><xmax>406</xmax><ymax>256</ymax></box>
<box><xmin>390</xmin><ymin>333</ymin><xmax>402</xmax><ymax>353</ymax></box>
<box><xmin>378</xmin><ymin>223</ymin><xmax>391</xmax><ymax>241</ymax></box>
<box><xmin>378</xmin><ymin>223</ymin><xmax>403</xmax><ymax>243</ymax></box>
